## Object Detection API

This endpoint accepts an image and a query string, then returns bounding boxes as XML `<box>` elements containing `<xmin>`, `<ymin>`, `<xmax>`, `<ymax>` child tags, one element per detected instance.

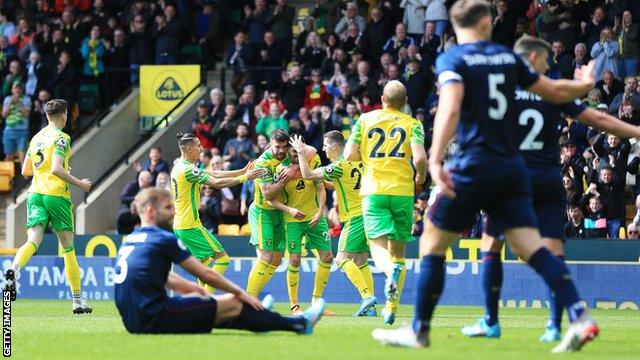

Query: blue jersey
<box><xmin>114</xmin><ymin>226</ymin><xmax>191</xmax><ymax>332</ymax></box>
<box><xmin>435</xmin><ymin>41</ymin><xmax>539</xmax><ymax>156</ymax></box>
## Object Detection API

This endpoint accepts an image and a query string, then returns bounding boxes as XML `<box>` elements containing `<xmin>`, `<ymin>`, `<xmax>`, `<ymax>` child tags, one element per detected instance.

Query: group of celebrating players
<box><xmin>8</xmin><ymin>0</ymin><xmax>640</xmax><ymax>353</ymax></box>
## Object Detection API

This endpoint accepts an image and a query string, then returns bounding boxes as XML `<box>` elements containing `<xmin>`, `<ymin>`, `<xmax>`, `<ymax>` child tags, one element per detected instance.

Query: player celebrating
<box><xmin>171</xmin><ymin>133</ymin><xmax>265</xmax><ymax>292</ymax></box>
<box><xmin>462</xmin><ymin>37</ymin><xmax>640</xmax><ymax>342</ymax></box>
<box><xmin>372</xmin><ymin>0</ymin><xmax>599</xmax><ymax>352</ymax></box>
<box><xmin>291</xmin><ymin>132</ymin><xmax>379</xmax><ymax>317</ymax></box>
<box><xmin>114</xmin><ymin>187</ymin><xmax>325</xmax><ymax>334</ymax></box>
<box><xmin>3</xmin><ymin>99</ymin><xmax>92</xmax><ymax>313</ymax></box>
<box><xmin>344</xmin><ymin>80</ymin><xmax>428</xmax><ymax>324</ymax></box>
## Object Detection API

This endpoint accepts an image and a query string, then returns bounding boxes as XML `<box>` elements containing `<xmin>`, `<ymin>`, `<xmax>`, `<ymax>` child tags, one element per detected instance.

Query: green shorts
<box><xmin>285</xmin><ymin>217</ymin><xmax>331</xmax><ymax>254</ymax></box>
<box><xmin>174</xmin><ymin>227</ymin><xmax>225</xmax><ymax>260</ymax></box>
<box><xmin>362</xmin><ymin>194</ymin><xmax>415</xmax><ymax>242</ymax></box>
<box><xmin>338</xmin><ymin>215</ymin><xmax>369</xmax><ymax>253</ymax></box>
<box><xmin>26</xmin><ymin>193</ymin><xmax>74</xmax><ymax>232</ymax></box>
<box><xmin>248</xmin><ymin>204</ymin><xmax>285</xmax><ymax>252</ymax></box>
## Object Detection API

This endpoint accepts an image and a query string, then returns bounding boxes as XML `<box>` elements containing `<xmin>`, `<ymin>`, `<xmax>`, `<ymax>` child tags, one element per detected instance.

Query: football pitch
<box><xmin>9</xmin><ymin>300</ymin><xmax>639</xmax><ymax>359</ymax></box>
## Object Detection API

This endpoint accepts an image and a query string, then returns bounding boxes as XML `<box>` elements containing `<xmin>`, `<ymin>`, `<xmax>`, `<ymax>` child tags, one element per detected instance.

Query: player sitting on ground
<box><xmin>372</xmin><ymin>0</ymin><xmax>599</xmax><ymax>353</ymax></box>
<box><xmin>171</xmin><ymin>133</ymin><xmax>266</xmax><ymax>293</ymax></box>
<box><xmin>344</xmin><ymin>80</ymin><xmax>428</xmax><ymax>325</ymax></box>
<box><xmin>291</xmin><ymin>132</ymin><xmax>378</xmax><ymax>317</ymax></box>
<box><xmin>462</xmin><ymin>36</ymin><xmax>640</xmax><ymax>342</ymax></box>
<box><xmin>113</xmin><ymin>187</ymin><xmax>325</xmax><ymax>334</ymax></box>
<box><xmin>4</xmin><ymin>99</ymin><xmax>92</xmax><ymax>314</ymax></box>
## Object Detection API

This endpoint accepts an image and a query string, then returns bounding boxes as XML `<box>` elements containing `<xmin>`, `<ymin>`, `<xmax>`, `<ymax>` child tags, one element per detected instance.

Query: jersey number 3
<box><xmin>367</xmin><ymin>127</ymin><xmax>406</xmax><ymax>158</ymax></box>
<box><xmin>113</xmin><ymin>245</ymin><xmax>135</xmax><ymax>284</ymax></box>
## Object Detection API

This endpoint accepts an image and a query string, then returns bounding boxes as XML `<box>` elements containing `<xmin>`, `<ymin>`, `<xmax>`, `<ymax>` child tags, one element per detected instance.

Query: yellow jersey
<box><xmin>348</xmin><ymin>108</ymin><xmax>424</xmax><ymax>196</ymax></box>
<box><xmin>171</xmin><ymin>159</ymin><xmax>210</xmax><ymax>230</ymax></box>
<box><xmin>322</xmin><ymin>156</ymin><xmax>363</xmax><ymax>222</ymax></box>
<box><xmin>278</xmin><ymin>154</ymin><xmax>322</xmax><ymax>222</ymax></box>
<box><xmin>253</xmin><ymin>150</ymin><xmax>284</xmax><ymax>210</ymax></box>
<box><xmin>27</xmin><ymin>126</ymin><xmax>72</xmax><ymax>198</ymax></box>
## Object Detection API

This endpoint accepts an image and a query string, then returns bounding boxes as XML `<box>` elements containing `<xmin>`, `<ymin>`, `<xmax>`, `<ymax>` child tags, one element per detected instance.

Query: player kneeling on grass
<box><xmin>114</xmin><ymin>187</ymin><xmax>325</xmax><ymax>335</ymax></box>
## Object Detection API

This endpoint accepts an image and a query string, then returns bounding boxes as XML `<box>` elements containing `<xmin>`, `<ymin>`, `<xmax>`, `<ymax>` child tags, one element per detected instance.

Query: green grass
<box><xmin>9</xmin><ymin>300</ymin><xmax>640</xmax><ymax>359</ymax></box>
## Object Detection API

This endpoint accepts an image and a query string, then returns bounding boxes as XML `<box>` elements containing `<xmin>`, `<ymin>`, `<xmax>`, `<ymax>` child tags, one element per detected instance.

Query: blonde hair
<box><xmin>135</xmin><ymin>188</ymin><xmax>172</xmax><ymax>215</ymax></box>
<box><xmin>382</xmin><ymin>80</ymin><xmax>407</xmax><ymax>109</ymax></box>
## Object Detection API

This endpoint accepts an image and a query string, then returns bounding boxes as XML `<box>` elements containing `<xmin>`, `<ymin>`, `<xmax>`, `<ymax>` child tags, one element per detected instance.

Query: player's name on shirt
<box><xmin>461</xmin><ymin>52</ymin><xmax>516</xmax><ymax>66</ymax></box>
<box><xmin>515</xmin><ymin>89</ymin><xmax>542</xmax><ymax>101</ymax></box>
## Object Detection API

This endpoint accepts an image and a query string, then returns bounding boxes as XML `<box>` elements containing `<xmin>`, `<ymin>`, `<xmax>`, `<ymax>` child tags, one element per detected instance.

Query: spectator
<box><xmin>593</xmin><ymin>133</ymin><xmax>630</xmax><ymax>180</ymax></box>
<box><xmin>334</xmin><ymin>2</ymin><xmax>366</xmax><ymax>37</ymax></box>
<box><xmin>155</xmin><ymin>171</ymin><xmax>170</xmax><ymax>191</ymax></box>
<box><xmin>279</xmin><ymin>65</ymin><xmax>308</xmax><ymax>116</ymax></box>
<box><xmin>404</xmin><ymin>59</ymin><xmax>433</xmax><ymax>114</ymax></box>
<box><xmin>560</xmin><ymin>139</ymin><xmax>586</xmax><ymax>190</ymax></box>
<box><xmin>211</xmin><ymin>103</ymin><xmax>242</xmax><ymax>150</ymax></box>
<box><xmin>243</xmin><ymin>0</ymin><xmax>271</xmax><ymax>49</ymax></box>
<box><xmin>492</xmin><ymin>0</ymin><xmax>516</xmax><ymax>47</ymax></box>
<box><xmin>363</xmin><ymin>7</ymin><xmax>390</xmax><ymax>64</ymax></box>
<box><xmin>192</xmin><ymin>2</ymin><xmax>221</xmax><ymax>70</ymax></box>
<box><xmin>573</xmin><ymin>42</ymin><xmax>590</xmax><ymax>69</ymax></box>
<box><xmin>564</xmin><ymin>204</ymin><xmax>586</xmax><ymax>239</ymax></box>
<box><xmin>610</xmin><ymin>76</ymin><xmax>640</xmax><ymax>115</ymax></box>
<box><xmin>297</xmin><ymin>107</ymin><xmax>321</xmax><ymax>151</ymax></box>
<box><xmin>626</xmin><ymin>223</ymin><xmax>639</xmax><ymax>240</ymax></box>
<box><xmin>80</xmin><ymin>25</ymin><xmax>106</xmax><ymax>84</ymax></box>
<box><xmin>2</xmin><ymin>59</ymin><xmax>23</xmax><ymax>98</ymax></box>
<box><xmin>104</xmin><ymin>28</ymin><xmax>129</xmax><ymax>103</ymax></box>
<box><xmin>116</xmin><ymin>201</ymin><xmax>140</xmax><ymax>235</ymax></box>
<box><xmin>199</xmin><ymin>185</ymin><xmax>222</xmax><ymax>234</ymax></box>
<box><xmin>266</xmin><ymin>0</ymin><xmax>295</xmax><ymax>62</ymax></box>
<box><xmin>119</xmin><ymin>170</ymin><xmax>153</xmax><ymax>210</ymax></box>
<box><xmin>31</xmin><ymin>88</ymin><xmax>51</xmax><ymax>131</ymax></box>
<box><xmin>60</xmin><ymin>9</ymin><xmax>84</xmax><ymax>60</ymax></box>
<box><xmin>588</xmin><ymin>166</ymin><xmax>625</xmax><ymax>238</ymax></box>
<box><xmin>298</xmin><ymin>31</ymin><xmax>326</xmax><ymax>73</ymax></box>
<box><xmin>582</xmin><ymin>196</ymin><xmax>608</xmax><ymax>238</ymax></box>
<box><xmin>2</xmin><ymin>81</ymin><xmax>31</xmax><ymax>162</ymax></box>
<box><xmin>223</xmin><ymin>123</ymin><xmax>254</xmax><ymax>170</ymax></box>
<box><xmin>11</xmin><ymin>17</ymin><xmax>34</xmax><ymax>60</ymax></box>
<box><xmin>563</xmin><ymin>174</ymin><xmax>581</xmax><ymax>206</ymax></box>
<box><xmin>595</xmin><ymin>70</ymin><xmax>623</xmax><ymax>105</ymax></box>
<box><xmin>617</xmin><ymin>99</ymin><xmax>638</xmax><ymax>125</ymax></box>
<box><xmin>240</xmin><ymin>177</ymin><xmax>254</xmax><ymax>216</ymax></box>
<box><xmin>191</xmin><ymin>100</ymin><xmax>215</xmax><ymax>152</ymax></box>
<box><xmin>549</xmin><ymin>40</ymin><xmax>573</xmax><ymax>79</ymax></box>
<box><xmin>424</xmin><ymin>0</ymin><xmax>447</xmax><ymax>37</ymax></box>
<box><xmin>303</xmin><ymin>69</ymin><xmax>330</xmax><ymax>110</ymax></box>
<box><xmin>237</xmin><ymin>85</ymin><xmax>258</xmax><ymax>133</ymax></box>
<box><xmin>226</xmin><ymin>31</ymin><xmax>251</xmax><ymax>97</ymax></box>
<box><xmin>581</xmin><ymin>6</ymin><xmax>609</xmax><ymax>51</ymax></box>
<box><xmin>258</xmin><ymin>91</ymin><xmax>286</xmax><ymax>116</ymax></box>
<box><xmin>419</xmin><ymin>22</ymin><xmax>440</xmax><ymax>65</ymax></box>
<box><xmin>295</xmin><ymin>17</ymin><xmax>315</xmax><ymax>56</ymax></box>
<box><xmin>591</xmin><ymin>27</ymin><xmax>619</xmax><ymax>81</ymax></box>
<box><xmin>25</xmin><ymin>51</ymin><xmax>46</xmax><ymax>99</ymax></box>
<box><xmin>134</xmin><ymin>147</ymin><xmax>170</xmax><ymax>184</ymax></box>
<box><xmin>0</xmin><ymin>10</ymin><xmax>15</xmax><ymax>38</ymax></box>
<box><xmin>614</xmin><ymin>10</ymin><xmax>639</xmax><ymax>79</ymax></box>
<box><xmin>400</xmin><ymin>0</ymin><xmax>427</xmax><ymax>43</ymax></box>
<box><xmin>333</xmin><ymin>101</ymin><xmax>358</xmax><ymax>139</ymax></box>
<box><xmin>256</xmin><ymin>102</ymin><xmax>289</xmax><ymax>138</ymax></box>
<box><xmin>127</xmin><ymin>14</ymin><xmax>153</xmax><ymax>83</ymax></box>
<box><xmin>209</xmin><ymin>88</ymin><xmax>225</xmax><ymax>121</ymax></box>
<box><xmin>383</xmin><ymin>22</ymin><xmax>414</xmax><ymax>61</ymax></box>
<box><xmin>348</xmin><ymin>61</ymin><xmax>378</xmax><ymax>100</ymax></box>
<box><xmin>0</xmin><ymin>36</ymin><xmax>15</xmax><ymax>75</ymax></box>
<box><xmin>253</xmin><ymin>31</ymin><xmax>283</xmax><ymax>90</ymax></box>
<box><xmin>152</xmin><ymin>4</ymin><xmax>181</xmax><ymax>65</ymax></box>
<box><xmin>339</xmin><ymin>23</ymin><xmax>362</xmax><ymax>55</ymax></box>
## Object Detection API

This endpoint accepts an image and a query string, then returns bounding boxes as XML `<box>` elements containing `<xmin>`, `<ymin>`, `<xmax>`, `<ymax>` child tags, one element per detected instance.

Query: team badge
<box><xmin>55</xmin><ymin>138</ymin><xmax>68</xmax><ymax>150</ymax></box>
<box><xmin>325</xmin><ymin>165</ymin><xmax>333</xmax><ymax>173</ymax></box>
<box><xmin>191</xmin><ymin>167</ymin><xmax>202</xmax><ymax>177</ymax></box>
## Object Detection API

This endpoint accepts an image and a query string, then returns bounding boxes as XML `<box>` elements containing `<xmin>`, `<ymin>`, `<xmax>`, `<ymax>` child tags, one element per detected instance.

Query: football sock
<box><xmin>527</xmin><ymin>248</ymin><xmax>584</xmax><ymax>322</ymax></box>
<box><xmin>481</xmin><ymin>251</ymin><xmax>503</xmax><ymax>326</ymax></box>
<box><xmin>198</xmin><ymin>258</ymin><xmax>215</xmax><ymax>293</ymax></box>
<box><xmin>312</xmin><ymin>260</ymin><xmax>331</xmax><ymax>301</ymax></box>
<box><xmin>218</xmin><ymin>304</ymin><xmax>306</xmax><ymax>333</ymax></box>
<box><xmin>62</xmin><ymin>246</ymin><xmax>82</xmax><ymax>297</ymax></box>
<box><xmin>547</xmin><ymin>255</ymin><xmax>566</xmax><ymax>329</ymax></box>
<box><xmin>213</xmin><ymin>254</ymin><xmax>230</xmax><ymax>275</ymax></box>
<box><xmin>247</xmin><ymin>259</ymin><xmax>271</xmax><ymax>297</ymax></box>
<box><xmin>386</xmin><ymin>257</ymin><xmax>406</xmax><ymax>312</ymax></box>
<box><xmin>359</xmin><ymin>262</ymin><xmax>375</xmax><ymax>296</ymax></box>
<box><xmin>287</xmin><ymin>264</ymin><xmax>300</xmax><ymax>307</ymax></box>
<box><xmin>12</xmin><ymin>240</ymin><xmax>38</xmax><ymax>272</ymax></box>
<box><xmin>339</xmin><ymin>259</ymin><xmax>371</xmax><ymax>299</ymax></box>
<box><xmin>412</xmin><ymin>255</ymin><xmax>445</xmax><ymax>334</ymax></box>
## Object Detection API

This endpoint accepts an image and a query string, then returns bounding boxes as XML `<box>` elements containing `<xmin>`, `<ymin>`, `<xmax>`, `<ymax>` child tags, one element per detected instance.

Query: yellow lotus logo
<box><xmin>155</xmin><ymin>77</ymin><xmax>184</xmax><ymax>100</ymax></box>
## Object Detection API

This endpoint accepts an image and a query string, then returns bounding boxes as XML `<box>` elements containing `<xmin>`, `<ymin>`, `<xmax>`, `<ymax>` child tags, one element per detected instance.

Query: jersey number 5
<box><xmin>113</xmin><ymin>245</ymin><xmax>135</xmax><ymax>284</ymax></box>
<box><xmin>367</xmin><ymin>127</ymin><xmax>407</xmax><ymax>158</ymax></box>
<box><xmin>33</xmin><ymin>148</ymin><xmax>45</xmax><ymax>168</ymax></box>
<box><xmin>488</xmin><ymin>73</ymin><xmax>507</xmax><ymax>120</ymax></box>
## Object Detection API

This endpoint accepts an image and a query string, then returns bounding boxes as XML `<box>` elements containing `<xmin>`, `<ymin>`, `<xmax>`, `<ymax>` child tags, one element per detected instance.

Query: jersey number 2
<box><xmin>518</xmin><ymin>108</ymin><xmax>544</xmax><ymax>150</ymax></box>
<box><xmin>367</xmin><ymin>127</ymin><xmax>406</xmax><ymax>158</ymax></box>
<box><xmin>113</xmin><ymin>245</ymin><xmax>135</xmax><ymax>284</ymax></box>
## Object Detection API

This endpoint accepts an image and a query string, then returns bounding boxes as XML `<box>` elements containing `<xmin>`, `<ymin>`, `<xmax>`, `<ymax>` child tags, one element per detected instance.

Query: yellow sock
<box><xmin>62</xmin><ymin>246</ymin><xmax>81</xmax><ymax>296</ymax></box>
<box><xmin>359</xmin><ymin>262</ymin><xmax>375</xmax><ymax>296</ymax></box>
<box><xmin>14</xmin><ymin>240</ymin><xmax>38</xmax><ymax>270</ymax></box>
<box><xmin>312</xmin><ymin>260</ymin><xmax>332</xmax><ymax>301</ymax></box>
<box><xmin>246</xmin><ymin>259</ymin><xmax>271</xmax><ymax>297</ymax></box>
<box><xmin>197</xmin><ymin>258</ymin><xmax>215</xmax><ymax>293</ymax></box>
<box><xmin>213</xmin><ymin>254</ymin><xmax>230</xmax><ymax>275</ymax></box>
<box><xmin>287</xmin><ymin>264</ymin><xmax>300</xmax><ymax>307</ymax></box>
<box><xmin>340</xmin><ymin>259</ymin><xmax>371</xmax><ymax>299</ymax></box>
<box><xmin>386</xmin><ymin>258</ymin><xmax>406</xmax><ymax>312</ymax></box>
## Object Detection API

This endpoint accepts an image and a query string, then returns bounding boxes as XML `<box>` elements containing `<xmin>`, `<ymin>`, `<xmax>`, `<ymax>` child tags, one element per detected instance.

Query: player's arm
<box><xmin>576</xmin><ymin>108</ymin><xmax>640</xmax><ymax>139</ymax></box>
<box><xmin>166</xmin><ymin>271</ymin><xmax>207</xmax><ymax>295</ymax></box>
<box><xmin>429</xmin><ymin>82</ymin><xmax>463</xmax><ymax>198</ymax></box>
<box><xmin>268</xmin><ymin>198</ymin><xmax>305</xmax><ymax>220</ymax></box>
<box><xmin>290</xmin><ymin>135</ymin><xmax>325</xmax><ymax>180</ymax></box>
<box><xmin>205</xmin><ymin>167</ymin><xmax>266</xmax><ymax>189</ymax></box>
<box><xmin>20</xmin><ymin>154</ymin><xmax>32</xmax><ymax>177</ymax></box>
<box><xmin>310</xmin><ymin>181</ymin><xmax>326</xmax><ymax>227</ymax></box>
<box><xmin>51</xmin><ymin>153</ymin><xmax>92</xmax><ymax>192</ymax></box>
<box><xmin>208</xmin><ymin>160</ymin><xmax>255</xmax><ymax>178</ymax></box>
<box><xmin>179</xmin><ymin>257</ymin><xmax>263</xmax><ymax>309</ymax></box>
<box><xmin>344</xmin><ymin>119</ymin><xmax>363</xmax><ymax>161</ymax></box>
<box><xmin>410</xmin><ymin>122</ymin><xmax>428</xmax><ymax>185</ymax></box>
<box><xmin>527</xmin><ymin>61</ymin><xmax>596</xmax><ymax>104</ymax></box>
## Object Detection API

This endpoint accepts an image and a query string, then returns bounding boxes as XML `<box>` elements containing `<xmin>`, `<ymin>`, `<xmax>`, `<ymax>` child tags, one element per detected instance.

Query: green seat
<box><xmin>180</xmin><ymin>45</ymin><xmax>202</xmax><ymax>64</ymax></box>
<box><xmin>78</xmin><ymin>83</ymin><xmax>100</xmax><ymax>113</ymax></box>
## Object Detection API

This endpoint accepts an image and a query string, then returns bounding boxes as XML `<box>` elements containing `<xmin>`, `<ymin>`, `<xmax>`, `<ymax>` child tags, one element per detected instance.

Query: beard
<box><xmin>157</xmin><ymin>215</ymin><xmax>173</xmax><ymax>231</ymax></box>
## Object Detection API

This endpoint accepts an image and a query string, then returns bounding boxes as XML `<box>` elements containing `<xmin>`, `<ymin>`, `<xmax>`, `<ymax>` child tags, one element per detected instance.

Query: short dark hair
<box><xmin>323</xmin><ymin>130</ymin><xmax>345</xmax><ymax>147</ymax></box>
<box><xmin>44</xmin><ymin>99</ymin><xmax>67</xmax><ymax>118</ymax></box>
<box><xmin>601</xmin><ymin>165</ymin><xmax>614</xmax><ymax>173</ymax></box>
<box><xmin>176</xmin><ymin>132</ymin><xmax>198</xmax><ymax>147</ymax></box>
<box><xmin>271</xmin><ymin>129</ymin><xmax>289</xmax><ymax>142</ymax></box>
<box><xmin>150</xmin><ymin>146</ymin><xmax>162</xmax><ymax>153</ymax></box>
<box><xmin>450</xmin><ymin>0</ymin><xmax>492</xmax><ymax>29</ymax></box>
<box><xmin>514</xmin><ymin>37</ymin><xmax>552</xmax><ymax>58</ymax></box>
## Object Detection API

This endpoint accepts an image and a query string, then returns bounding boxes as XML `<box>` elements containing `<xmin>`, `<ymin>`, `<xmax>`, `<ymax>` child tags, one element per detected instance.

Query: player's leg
<box><xmin>363</xmin><ymin>195</ymin><xmax>394</xmax><ymax>277</ymax></box>
<box><xmin>306</xmin><ymin>217</ymin><xmax>333</xmax><ymax>304</ymax></box>
<box><xmin>285</xmin><ymin>221</ymin><xmax>304</xmax><ymax>314</ymax></box>
<box><xmin>175</xmin><ymin>227</ymin><xmax>221</xmax><ymax>293</ymax></box>
<box><xmin>539</xmin><ymin>237</ymin><xmax>565</xmax><ymax>342</ymax></box>
<box><xmin>246</xmin><ymin>207</ymin><xmax>281</xmax><ymax>296</ymax></box>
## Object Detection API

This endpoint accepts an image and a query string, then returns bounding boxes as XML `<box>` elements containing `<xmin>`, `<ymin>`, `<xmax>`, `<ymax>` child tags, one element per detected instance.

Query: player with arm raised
<box><xmin>343</xmin><ymin>80</ymin><xmax>428</xmax><ymax>325</ymax></box>
<box><xmin>372</xmin><ymin>0</ymin><xmax>599</xmax><ymax>352</ymax></box>
<box><xmin>291</xmin><ymin>132</ymin><xmax>378</xmax><ymax>317</ymax></box>
<box><xmin>114</xmin><ymin>187</ymin><xmax>325</xmax><ymax>335</ymax></box>
<box><xmin>171</xmin><ymin>133</ymin><xmax>265</xmax><ymax>293</ymax></box>
<box><xmin>462</xmin><ymin>36</ymin><xmax>640</xmax><ymax>342</ymax></box>
<box><xmin>3</xmin><ymin>99</ymin><xmax>92</xmax><ymax>314</ymax></box>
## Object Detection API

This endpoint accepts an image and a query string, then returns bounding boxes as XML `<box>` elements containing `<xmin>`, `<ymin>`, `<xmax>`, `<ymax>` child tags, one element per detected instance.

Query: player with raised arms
<box><xmin>372</xmin><ymin>0</ymin><xmax>599</xmax><ymax>353</ymax></box>
<box><xmin>343</xmin><ymin>80</ymin><xmax>428</xmax><ymax>324</ymax></box>
<box><xmin>171</xmin><ymin>133</ymin><xmax>265</xmax><ymax>293</ymax></box>
<box><xmin>290</xmin><ymin>132</ymin><xmax>379</xmax><ymax>317</ymax></box>
<box><xmin>3</xmin><ymin>99</ymin><xmax>93</xmax><ymax>314</ymax></box>
<box><xmin>462</xmin><ymin>37</ymin><xmax>640</xmax><ymax>342</ymax></box>
<box><xmin>113</xmin><ymin>187</ymin><xmax>325</xmax><ymax>334</ymax></box>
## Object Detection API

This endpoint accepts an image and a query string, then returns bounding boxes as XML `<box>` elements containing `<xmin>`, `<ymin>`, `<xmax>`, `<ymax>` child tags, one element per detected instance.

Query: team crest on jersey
<box><xmin>55</xmin><ymin>138</ymin><xmax>67</xmax><ymax>150</ymax></box>
<box><xmin>323</xmin><ymin>231</ymin><xmax>330</xmax><ymax>242</ymax></box>
<box><xmin>191</xmin><ymin>167</ymin><xmax>202</xmax><ymax>177</ymax></box>
<box><xmin>295</xmin><ymin>180</ymin><xmax>305</xmax><ymax>190</ymax></box>
<box><xmin>290</xmin><ymin>241</ymin><xmax>296</xmax><ymax>249</ymax></box>
<box><xmin>273</xmin><ymin>173</ymin><xmax>280</xmax><ymax>182</ymax></box>
<box><xmin>325</xmin><ymin>164</ymin><xmax>333</xmax><ymax>173</ymax></box>
<box><xmin>266</xmin><ymin>239</ymin><xmax>273</xmax><ymax>247</ymax></box>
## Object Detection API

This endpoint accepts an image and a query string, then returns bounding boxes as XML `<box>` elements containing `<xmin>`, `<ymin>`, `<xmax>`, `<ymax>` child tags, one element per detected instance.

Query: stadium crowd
<box><xmin>0</xmin><ymin>0</ymin><xmax>637</xmax><ymax>239</ymax></box>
